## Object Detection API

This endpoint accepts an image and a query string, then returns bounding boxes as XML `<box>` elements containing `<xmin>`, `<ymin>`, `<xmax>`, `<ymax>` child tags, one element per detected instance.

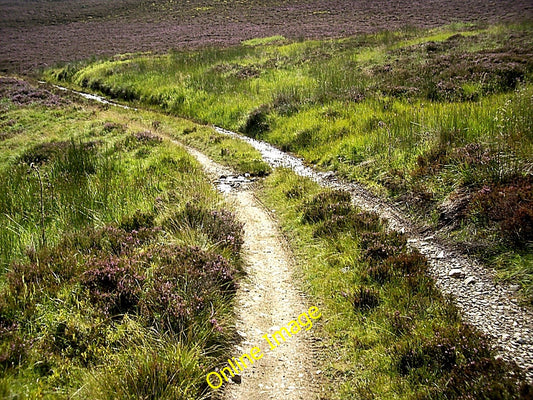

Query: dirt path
<box><xmin>183</xmin><ymin>144</ymin><xmax>319</xmax><ymax>399</ymax></box>
<box><xmin>225</xmin><ymin>192</ymin><xmax>318</xmax><ymax>399</ymax></box>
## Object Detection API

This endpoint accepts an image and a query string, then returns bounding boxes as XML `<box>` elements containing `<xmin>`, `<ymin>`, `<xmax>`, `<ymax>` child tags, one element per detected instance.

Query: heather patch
<box><xmin>469</xmin><ymin>175</ymin><xmax>533</xmax><ymax>246</ymax></box>
<box><xmin>141</xmin><ymin>245</ymin><xmax>238</xmax><ymax>333</ymax></box>
<box><xmin>82</xmin><ymin>254</ymin><xmax>146</xmax><ymax>316</ymax></box>
<box><xmin>0</xmin><ymin>77</ymin><xmax>67</xmax><ymax>107</ymax></box>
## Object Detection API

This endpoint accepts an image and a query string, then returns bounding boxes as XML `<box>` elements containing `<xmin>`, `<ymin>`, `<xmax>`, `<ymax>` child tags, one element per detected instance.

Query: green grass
<box><xmin>0</xmin><ymin>79</ymin><xmax>243</xmax><ymax>399</ymax></box>
<box><xmin>45</xmin><ymin>21</ymin><xmax>533</xmax><ymax>300</ymax></box>
<box><xmin>169</xmin><ymin>124</ymin><xmax>271</xmax><ymax>176</ymax></box>
<box><xmin>259</xmin><ymin>168</ymin><xmax>529</xmax><ymax>399</ymax></box>
<box><xmin>242</xmin><ymin>35</ymin><xmax>286</xmax><ymax>46</ymax></box>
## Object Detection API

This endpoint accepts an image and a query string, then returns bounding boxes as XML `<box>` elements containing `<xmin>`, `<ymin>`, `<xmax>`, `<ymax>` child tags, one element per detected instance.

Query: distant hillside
<box><xmin>1</xmin><ymin>0</ymin><xmax>532</xmax><ymax>73</ymax></box>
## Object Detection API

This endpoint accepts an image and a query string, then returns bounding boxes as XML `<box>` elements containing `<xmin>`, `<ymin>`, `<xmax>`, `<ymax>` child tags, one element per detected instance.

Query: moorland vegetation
<box><xmin>0</xmin><ymin>77</ymin><xmax>249</xmax><ymax>399</ymax></box>
<box><xmin>47</xmin><ymin>22</ymin><xmax>533</xmax><ymax>301</ymax></box>
<box><xmin>1</xmin><ymin>7</ymin><xmax>532</xmax><ymax>398</ymax></box>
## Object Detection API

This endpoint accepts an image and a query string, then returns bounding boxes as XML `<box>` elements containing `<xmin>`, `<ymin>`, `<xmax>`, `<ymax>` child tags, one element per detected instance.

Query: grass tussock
<box><xmin>175</xmin><ymin>125</ymin><xmax>271</xmax><ymax>176</ymax></box>
<box><xmin>261</xmin><ymin>168</ymin><xmax>531</xmax><ymax>399</ymax></box>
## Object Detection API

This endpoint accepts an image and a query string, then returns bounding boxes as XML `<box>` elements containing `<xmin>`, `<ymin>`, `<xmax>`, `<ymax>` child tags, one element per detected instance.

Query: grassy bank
<box><xmin>45</xmin><ymin>22</ymin><xmax>533</xmax><ymax>301</ymax></box>
<box><xmin>0</xmin><ymin>77</ymin><xmax>244</xmax><ymax>399</ymax></box>
<box><xmin>260</xmin><ymin>168</ymin><xmax>530</xmax><ymax>399</ymax></box>
<box><xmin>173</xmin><ymin>126</ymin><xmax>271</xmax><ymax>176</ymax></box>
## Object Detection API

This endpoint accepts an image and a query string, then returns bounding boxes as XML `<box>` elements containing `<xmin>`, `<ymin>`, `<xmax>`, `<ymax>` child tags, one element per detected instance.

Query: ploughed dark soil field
<box><xmin>1</xmin><ymin>0</ymin><xmax>532</xmax><ymax>74</ymax></box>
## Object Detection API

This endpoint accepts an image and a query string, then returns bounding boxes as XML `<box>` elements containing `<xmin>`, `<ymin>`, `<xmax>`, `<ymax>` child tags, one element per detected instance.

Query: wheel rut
<box><xmin>183</xmin><ymin>144</ymin><xmax>320</xmax><ymax>399</ymax></box>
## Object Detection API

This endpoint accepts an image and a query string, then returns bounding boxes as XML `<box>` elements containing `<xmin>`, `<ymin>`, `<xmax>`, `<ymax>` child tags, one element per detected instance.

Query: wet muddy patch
<box><xmin>216</xmin><ymin>173</ymin><xmax>258</xmax><ymax>193</ymax></box>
